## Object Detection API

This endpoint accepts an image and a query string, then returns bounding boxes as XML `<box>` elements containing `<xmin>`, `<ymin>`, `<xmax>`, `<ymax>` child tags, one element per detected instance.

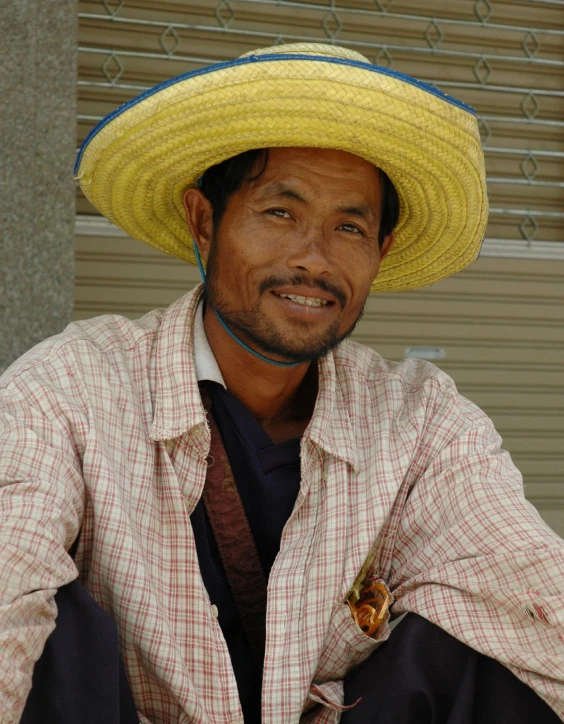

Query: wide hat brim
<box><xmin>75</xmin><ymin>44</ymin><xmax>488</xmax><ymax>293</ymax></box>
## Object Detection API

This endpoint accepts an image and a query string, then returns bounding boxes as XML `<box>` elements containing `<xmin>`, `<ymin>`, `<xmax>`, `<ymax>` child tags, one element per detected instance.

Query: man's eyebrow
<box><xmin>337</xmin><ymin>204</ymin><xmax>377</xmax><ymax>221</ymax></box>
<box><xmin>256</xmin><ymin>182</ymin><xmax>379</xmax><ymax>221</ymax></box>
<box><xmin>256</xmin><ymin>181</ymin><xmax>308</xmax><ymax>203</ymax></box>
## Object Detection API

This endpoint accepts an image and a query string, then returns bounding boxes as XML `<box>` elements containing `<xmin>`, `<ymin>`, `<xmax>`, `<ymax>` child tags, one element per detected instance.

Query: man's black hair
<box><xmin>199</xmin><ymin>148</ymin><xmax>400</xmax><ymax>249</ymax></box>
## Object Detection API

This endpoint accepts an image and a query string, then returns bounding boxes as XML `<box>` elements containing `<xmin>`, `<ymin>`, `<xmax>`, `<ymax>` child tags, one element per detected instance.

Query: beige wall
<box><xmin>74</xmin><ymin>229</ymin><xmax>564</xmax><ymax>537</ymax></box>
<box><xmin>1</xmin><ymin>0</ymin><xmax>77</xmax><ymax>373</ymax></box>
<box><xmin>75</xmin><ymin>0</ymin><xmax>564</xmax><ymax>535</ymax></box>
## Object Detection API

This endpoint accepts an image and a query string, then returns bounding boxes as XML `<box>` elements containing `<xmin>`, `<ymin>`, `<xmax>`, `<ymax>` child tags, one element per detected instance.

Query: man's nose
<box><xmin>286</xmin><ymin>228</ymin><xmax>332</xmax><ymax>277</ymax></box>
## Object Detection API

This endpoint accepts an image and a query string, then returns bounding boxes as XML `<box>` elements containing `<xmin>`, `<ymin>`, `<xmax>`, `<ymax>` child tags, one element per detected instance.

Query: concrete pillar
<box><xmin>0</xmin><ymin>0</ymin><xmax>77</xmax><ymax>373</ymax></box>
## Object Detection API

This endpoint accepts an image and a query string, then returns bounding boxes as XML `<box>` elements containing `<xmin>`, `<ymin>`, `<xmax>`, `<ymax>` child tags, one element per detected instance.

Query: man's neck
<box><xmin>203</xmin><ymin>307</ymin><xmax>318</xmax><ymax>443</ymax></box>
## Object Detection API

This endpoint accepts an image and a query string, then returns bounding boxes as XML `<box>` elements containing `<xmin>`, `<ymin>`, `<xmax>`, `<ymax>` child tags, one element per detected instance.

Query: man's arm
<box><xmin>388</xmin><ymin>383</ymin><xmax>564</xmax><ymax>719</ymax></box>
<box><xmin>0</xmin><ymin>368</ymin><xmax>86</xmax><ymax>723</ymax></box>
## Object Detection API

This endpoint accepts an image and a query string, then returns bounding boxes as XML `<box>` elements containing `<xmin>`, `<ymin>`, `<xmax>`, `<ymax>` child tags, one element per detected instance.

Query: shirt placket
<box><xmin>262</xmin><ymin>441</ymin><xmax>346</xmax><ymax>723</ymax></box>
<box><xmin>165</xmin><ymin>428</ymin><xmax>245</xmax><ymax>724</ymax></box>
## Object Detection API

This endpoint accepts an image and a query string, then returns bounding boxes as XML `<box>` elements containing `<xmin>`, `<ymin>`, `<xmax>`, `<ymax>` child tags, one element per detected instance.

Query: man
<box><xmin>1</xmin><ymin>43</ymin><xmax>563</xmax><ymax>723</ymax></box>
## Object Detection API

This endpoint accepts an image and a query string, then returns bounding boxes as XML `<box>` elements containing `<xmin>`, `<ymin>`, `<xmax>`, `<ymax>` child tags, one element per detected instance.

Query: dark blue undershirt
<box><xmin>191</xmin><ymin>382</ymin><xmax>301</xmax><ymax>723</ymax></box>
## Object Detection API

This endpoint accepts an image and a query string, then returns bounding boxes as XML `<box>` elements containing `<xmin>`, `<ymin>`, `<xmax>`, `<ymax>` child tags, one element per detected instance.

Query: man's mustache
<box><xmin>259</xmin><ymin>275</ymin><xmax>347</xmax><ymax>310</ymax></box>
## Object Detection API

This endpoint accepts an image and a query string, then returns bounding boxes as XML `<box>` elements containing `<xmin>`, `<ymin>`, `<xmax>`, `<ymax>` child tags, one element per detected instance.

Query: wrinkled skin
<box><xmin>183</xmin><ymin>147</ymin><xmax>395</xmax><ymax>440</ymax></box>
<box><xmin>185</xmin><ymin>147</ymin><xmax>394</xmax><ymax>363</ymax></box>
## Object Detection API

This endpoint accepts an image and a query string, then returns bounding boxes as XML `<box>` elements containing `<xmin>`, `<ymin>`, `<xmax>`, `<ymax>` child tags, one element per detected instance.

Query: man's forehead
<box><xmin>259</xmin><ymin>146</ymin><xmax>379</xmax><ymax>175</ymax></box>
<box><xmin>246</xmin><ymin>148</ymin><xmax>382</xmax><ymax>209</ymax></box>
<box><xmin>253</xmin><ymin>179</ymin><xmax>376</xmax><ymax>214</ymax></box>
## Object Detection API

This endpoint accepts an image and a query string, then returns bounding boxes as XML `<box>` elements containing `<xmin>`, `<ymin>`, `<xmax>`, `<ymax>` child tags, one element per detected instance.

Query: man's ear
<box><xmin>379</xmin><ymin>232</ymin><xmax>395</xmax><ymax>262</ymax></box>
<box><xmin>183</xmin><ymin>187</ymin><xmax>214</xmax><ymax>263</ymax></box>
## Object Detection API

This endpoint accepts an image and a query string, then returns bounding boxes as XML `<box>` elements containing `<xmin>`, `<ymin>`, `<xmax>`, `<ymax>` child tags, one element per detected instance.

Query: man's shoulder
<box><xmin>335</xmin><ymin>339</ymin><xmax>457</xmax><ymax>393</ymax></box>
<box><xmin>335</xmin><ymin>339</ymin><xmax>489</xmax><ymax>432</ymax></box>
<box><xmin>0</xmin><ymin>308</ymin><xmax>164</xmax><ymax>392</ymax></box>
<box><xmin>66</xmin><ymin>308</ymin><xmax>164</xmax><ymax>354</ymax></box>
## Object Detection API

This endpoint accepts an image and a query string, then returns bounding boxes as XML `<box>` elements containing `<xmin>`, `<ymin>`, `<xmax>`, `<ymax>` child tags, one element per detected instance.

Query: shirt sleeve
<box><xmin>0</xmin><ymin>357</ymin><xmax>86</xmax><ymax>723</ymax></box>
<box><xmin>388</xmin><ymin>380</ymin><xmax>564</xmax><ymax>719</ymax></box>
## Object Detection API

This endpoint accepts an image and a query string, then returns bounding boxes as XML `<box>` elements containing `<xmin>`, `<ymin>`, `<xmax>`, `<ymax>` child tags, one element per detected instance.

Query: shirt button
<box><xmin>210</xmin><ymin>604</ymin><xmax>219</xmax><ymax>618</ymax></box>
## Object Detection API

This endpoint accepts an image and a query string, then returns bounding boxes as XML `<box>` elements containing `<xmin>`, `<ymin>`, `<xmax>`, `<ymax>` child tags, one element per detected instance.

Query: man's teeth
<box><xmin>278</xmin><ymin>293</ymin><xmax>328</xmax><ymax>307</ymax></box>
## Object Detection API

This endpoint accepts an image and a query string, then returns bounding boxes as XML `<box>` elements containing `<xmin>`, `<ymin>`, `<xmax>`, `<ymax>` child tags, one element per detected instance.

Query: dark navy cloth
<box><xmin>21</xmin><ymin>578</ymin><xmax>138</xmax><ymax>724</ymax></box>
<box><xmin>23</xmin><ymin>383</ymin><xmax>558</xmax><ymax>723</ymax></box>
<box><xmin>191</xmin><ymin>381</ymin><xmax>301</xmax><ymax>724</ymax></box>
<box><xmin>342</xmin><ymin>613</ymin><xmax>561</xmax><ymax>723</ymax></box>
<box><xmin>22</xmin><ymin>382</ymin><xmax>301</xmax><ymax>724</ymax></box>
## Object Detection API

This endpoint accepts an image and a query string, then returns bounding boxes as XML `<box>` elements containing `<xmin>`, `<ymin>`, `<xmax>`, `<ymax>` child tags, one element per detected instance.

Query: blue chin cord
<box><xmin>193</xmin><ymin>242</ymin><xmax>300</xmax><ymax>368</ymax></box>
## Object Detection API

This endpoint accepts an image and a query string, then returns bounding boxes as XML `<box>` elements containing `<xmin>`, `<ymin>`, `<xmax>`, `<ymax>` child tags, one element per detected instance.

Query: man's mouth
<box><xmin>276</xmin><ymin>293</ymin><xmax>329</xmax><ymax>307</ymax></box>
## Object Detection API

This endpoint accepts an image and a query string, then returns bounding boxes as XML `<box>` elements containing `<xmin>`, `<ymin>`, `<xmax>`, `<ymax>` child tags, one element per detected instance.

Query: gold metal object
<box><xmin>344</xmin><ymin>536</ymin><xmax>393</xmax><ymax>638</ymax></box>
<box><xmin>345</xmin><ymin>580</ymin><xmax>393</xmax><ymax>638</ymax></box>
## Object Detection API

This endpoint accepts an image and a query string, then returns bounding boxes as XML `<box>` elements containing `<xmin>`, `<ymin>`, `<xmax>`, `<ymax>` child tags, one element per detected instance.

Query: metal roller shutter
<box><xmin>75</xmin><ymin>0</ymin><xmax>564</xmax><ymax>535</ymax></box>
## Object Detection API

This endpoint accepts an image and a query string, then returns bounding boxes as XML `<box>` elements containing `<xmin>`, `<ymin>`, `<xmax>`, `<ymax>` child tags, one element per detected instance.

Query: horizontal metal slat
<box><xmin>488</xmin><ymin>414</ymin><xmax>564</xmax><ymax>433</ymax></box>
<box><xmin>75</xmin><ymin>2</ymin><xmax>563</xmax><ymax>523</ymax></box>
<box><xmin>501</xmin><ymin>435</ymin><xmax>563</xmax><ymax>454</ymax></box>
<box><xmin>458</xmin><ymin>390</ymin><xmax>564</xmax><ymax>411</ymax></box>
<box><xmin>373</xmin><ymin>345</ymin><xmax>564</xmax><ymax>367</ymax></box>
<box><xmin>354</xmin><ymin>318</ymin><xmax>564</xmax><ymax>345</ymax></box>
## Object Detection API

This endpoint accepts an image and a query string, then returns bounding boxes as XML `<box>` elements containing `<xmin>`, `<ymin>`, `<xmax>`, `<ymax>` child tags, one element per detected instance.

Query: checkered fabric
<box><xmin>1</xmin><ymin>285</ymin><xmax>563</xmax><ymax>723</ymax></box>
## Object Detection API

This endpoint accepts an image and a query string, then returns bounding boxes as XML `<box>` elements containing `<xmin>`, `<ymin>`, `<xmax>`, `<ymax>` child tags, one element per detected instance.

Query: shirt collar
<box><xmin>304</xmin><ymin>351</ymin><xmax>360</xmax><ymax>472</ymax></box>
<box><xmin>193</xmin><ymin>297</ymin><xmax>226</xmax><ymax>388</ymax></box>
<box><xmin>149</xmin><ymin>284</ymin><xmax>207</xmax><ymax>442</ymax></box>
<box><xmin>149</xmin><ymin>283</ymin><xmax>359</xmax><ymax>470</ymax></box>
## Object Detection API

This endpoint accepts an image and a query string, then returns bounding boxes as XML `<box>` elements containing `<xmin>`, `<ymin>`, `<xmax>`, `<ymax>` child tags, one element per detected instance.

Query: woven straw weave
<box><xmin>76</xmin><ymin>43</ymin><xmax>488</xmax><ymax>293</ymax></box>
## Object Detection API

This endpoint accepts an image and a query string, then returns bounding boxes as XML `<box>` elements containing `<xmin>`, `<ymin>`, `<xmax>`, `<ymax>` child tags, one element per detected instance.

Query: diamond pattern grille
<box><xmin>215</xmin><ymin>0</ymin><xmax>235</xmax><ymax>29</ymax></box>
<box><xmin>101</xmin><ymin>0</ymin><xmax>123</xmax><ymax>17</ymax></box>
<box><xmin>75</xmin><ymin>2</ymin><xmax>564</xmax><ymax>528</ymax></box>
<box><xmin>322</xmin><ymin>10</ymin><xmax>343</xmax><ymax>40</ymax></box>
<box><xmin>159</xmin><ymin>26</ymin><xmax>180</xmax><ymax>57</ymax></box>
<box><xmin>425</xmin><ymin>20</ymin><xmax>444</xmax><ymax>50</ymax></box>
<box><xmin>77</xmin><ymin>0</ymin><xmax>564</xmax><ymax>249</ymax></box>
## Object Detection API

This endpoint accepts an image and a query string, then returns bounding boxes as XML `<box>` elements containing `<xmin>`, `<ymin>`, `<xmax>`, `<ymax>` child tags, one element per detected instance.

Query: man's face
<box><xmin>199</xmin><ymin>147</ymin><xmax>393</xmax><ymax>364</ymax></box>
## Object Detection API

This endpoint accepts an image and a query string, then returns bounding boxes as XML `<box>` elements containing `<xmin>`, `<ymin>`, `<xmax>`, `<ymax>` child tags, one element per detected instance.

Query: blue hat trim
<box><xmin>74</xmin><ymin>52</ymin><xmax>476</xmax><ymax>174</ymax></box>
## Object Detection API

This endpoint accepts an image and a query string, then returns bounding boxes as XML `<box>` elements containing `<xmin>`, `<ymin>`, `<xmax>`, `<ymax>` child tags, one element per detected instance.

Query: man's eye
<box><xmin>266</xmin><ymin>209</ymin><xmax>290</xmax><ymax>218</ymax></box>
<box><xmin>338</xmin><ymin>223</ymin><xmax>362</xmax><ymax>234</ymax></box>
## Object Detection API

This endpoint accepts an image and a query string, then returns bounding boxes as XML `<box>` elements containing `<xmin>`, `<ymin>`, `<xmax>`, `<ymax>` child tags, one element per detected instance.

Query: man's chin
<box><xmin>208</xmin><ymin>300</ymin><xmax>359</xmax><ymax>364</ymax></box>
<box><xmin>232</xmin><ymin>323</ymin><xmax>347</xmax><ymax>364</ymax></box>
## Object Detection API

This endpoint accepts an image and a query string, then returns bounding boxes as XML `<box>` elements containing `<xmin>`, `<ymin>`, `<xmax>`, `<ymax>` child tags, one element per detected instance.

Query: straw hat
<box><xmin>75</xmin><ymin>43</ymin><xmax>488</xmax><ymax>293</ymax></box>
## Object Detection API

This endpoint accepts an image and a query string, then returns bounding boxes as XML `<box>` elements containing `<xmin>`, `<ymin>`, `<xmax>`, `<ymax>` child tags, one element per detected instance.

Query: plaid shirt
<box><xmin>1</xmin><ymin>285</ymin><xmax>563</xmax><ymax>723</ymax></box>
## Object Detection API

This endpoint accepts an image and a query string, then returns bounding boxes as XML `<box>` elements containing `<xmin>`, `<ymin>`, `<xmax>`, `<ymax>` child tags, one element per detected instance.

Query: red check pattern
<box><xmin>1</xmin><ymin>285</ymin><xmax>563</xmax><ymax>723</ymax></box>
